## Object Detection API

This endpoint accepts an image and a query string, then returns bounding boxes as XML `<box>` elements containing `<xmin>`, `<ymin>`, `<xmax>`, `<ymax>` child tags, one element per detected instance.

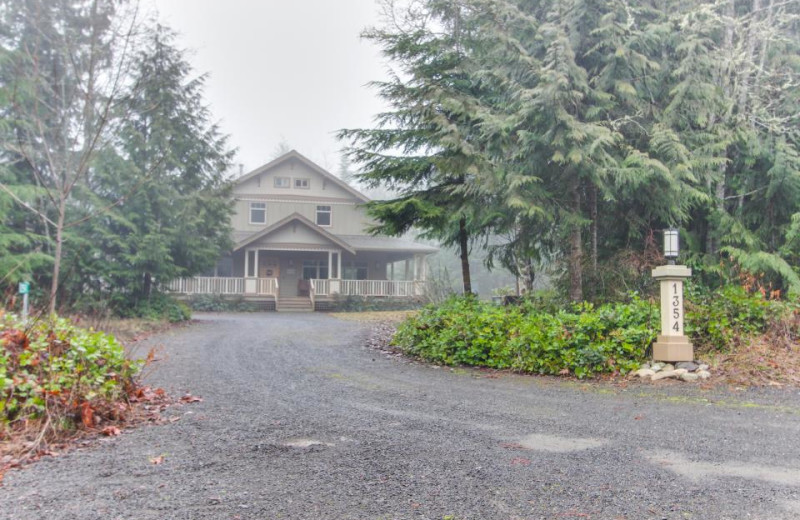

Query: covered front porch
<box><xmin>166</xmin><ymin>248</ymin><xmax>431</xmax><ymax>310</ymax></box>
<box><xmin>166</xmin><ymin>213</ymin><xmax>436</xmax><ymax>310</ymax></box>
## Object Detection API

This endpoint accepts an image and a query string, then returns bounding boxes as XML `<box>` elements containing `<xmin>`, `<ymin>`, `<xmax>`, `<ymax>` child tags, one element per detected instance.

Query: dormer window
<box><xmin>249</xmin><ymin>202</ymin><xmax>266</xmax><ymax>224</ymax></box>
<box><xmin>294</xmin><ymin>178</ymin><xmax>310</xmax><ymax>189</ymax></box>
<box><xmin>316</xmin><ymin>205</ymin><xmax>332</xmax><ymax>226</ymax></box>
<box><xmin>274</xmin><ymin>177</ymin><xmax>290</xmax><ymax>188</ymax></box>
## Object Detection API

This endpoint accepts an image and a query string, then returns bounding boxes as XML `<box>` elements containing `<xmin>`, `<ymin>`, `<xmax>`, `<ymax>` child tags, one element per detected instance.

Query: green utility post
<box><xmin>19</xmin><ymin>281</ymin><xmax>30</xmax><ymax>320</ymax></box>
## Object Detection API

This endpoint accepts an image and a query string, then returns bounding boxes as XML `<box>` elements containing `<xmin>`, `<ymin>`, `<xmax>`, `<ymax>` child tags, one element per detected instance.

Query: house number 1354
<box><xmin>672</xmin><ymin>282</ymin><xmax>681</xmax><ymax>332</ymax></box>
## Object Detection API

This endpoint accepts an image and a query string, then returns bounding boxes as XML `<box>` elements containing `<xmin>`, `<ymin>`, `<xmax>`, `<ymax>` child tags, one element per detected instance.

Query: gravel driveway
<box><xmin>2</xmin><ymin>312</ymin><xmax>800</xmax><ymax>519</ymax></box>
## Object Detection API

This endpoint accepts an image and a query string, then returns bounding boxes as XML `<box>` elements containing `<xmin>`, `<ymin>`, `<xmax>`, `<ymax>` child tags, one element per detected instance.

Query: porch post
<box><xmin>244</xmin><ymin>249</ymin><xmax>250</xmax><ymax>278</ymax></box>
<box><xmin>255</xmin><ymin>249</ymin><xmax>260</xmax><ymax>277</ymax></box>
<box><xmin>390</xmin><ymin>261</ymin><xmax>395</xmax><ymax>281</ymax></box>
<box><xmin>328</xmin><ymin>250</ymin><xmax>333</xmax><ymax>279</ymax></box>
<box><xmin>337</xmin><ymin>251</ymin><xmax>342</xmax><ymax>279</ymax></box>
<box><xmin>404</xmin><ymin>259</ymin><xmax>410</xmax><ymax>281</ymax></box>
<box><xmin>421</xmin><ymin>255</ymin><xmax>428</xmax><ymax>281</ymax></box>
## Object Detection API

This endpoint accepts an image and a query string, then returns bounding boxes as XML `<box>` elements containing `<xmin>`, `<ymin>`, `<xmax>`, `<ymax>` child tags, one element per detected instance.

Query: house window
<box><xmin>294</xmin><ymin>178</ymin><xmax>310</xmax><ymax>189</ymax></box>
<box><xmin>249</xmin><ymin>202</ymin><xmax>266</xmax><ymax>224</ymax></box>
<box><xmin>274</xmin><ymin>176</ymin><xmax>290</xmax><ymax>188</ymax></box>
<box><xmin>316</xmin><ymin>205</ymin><xmax>332</xmax><ymax>226</ymax></box>
<box><xmin>302</xmin><ymin>260</ymin><xmax>329</xmax><ymax>280</ymax></box>
<box><xmin>343</xmin><ymin>262</ymin><xmax>368</xmax><ymax>280</ymax></box>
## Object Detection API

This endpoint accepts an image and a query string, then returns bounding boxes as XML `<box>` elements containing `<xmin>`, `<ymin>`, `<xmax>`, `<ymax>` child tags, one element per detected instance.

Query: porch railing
<box><xmin>311</xmin><ymin>279</ymin><xmax>421</xmax><ymax>297</ymax></box>
<box><xmin>167</xmin><ymin>277</ymin><xmax>244</xmax><ymax>295</ymax></box>
<box><xmin>166</xmin><ymin>277</ymin><xmax>278</xmax><ymax>296</ymax></box>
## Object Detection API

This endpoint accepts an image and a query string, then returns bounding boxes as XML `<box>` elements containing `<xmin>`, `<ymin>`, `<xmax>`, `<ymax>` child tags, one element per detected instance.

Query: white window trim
<box><xmin>249</xmin><ymin>202</ymin><xmax>267</xmax><ymax>224</ymax></box>
<box><xmin>294</xmin><ymin>178</ymin><xmax>310</xmax><ymax>189</ymax></box>
<box><xmin>316</xmin><ymin>205</ymin><xmax>332</xmax><ymax>227</ymax></box>
<box><xmin>274</xmin><ymin>176</ymin><xmax>290</xmax><ymax>188</ymax></box>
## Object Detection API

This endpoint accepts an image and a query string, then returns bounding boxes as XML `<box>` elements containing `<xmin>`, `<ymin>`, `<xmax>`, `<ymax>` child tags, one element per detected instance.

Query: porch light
<box><xmin>664</xmin><ymin>228</ymin><xmax>679</xmax><ymax>264</ymax></box>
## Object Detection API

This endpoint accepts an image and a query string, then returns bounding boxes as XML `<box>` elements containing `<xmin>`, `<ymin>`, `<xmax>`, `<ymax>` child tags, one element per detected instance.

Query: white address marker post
<box><xmin>651</xmin><ymin>265</ymin><xmax>694</xmax><ymax>362</ymax></box>
<box><xmin>19</xmin><ymin>281</ymin><xmax>30</xmax><ymax>321</ymax></box>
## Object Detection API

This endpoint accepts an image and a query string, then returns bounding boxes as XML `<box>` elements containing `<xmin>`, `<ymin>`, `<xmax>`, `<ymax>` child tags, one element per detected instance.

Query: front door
<box><xmin>279</xmin><ymin>258</ymin><xmax>298</xmax><ymax>297</ymax></box>
<box><xmin>259</xmin><ymin>256</ymin><xmax>279</xmax><ymax>279</ymax></box>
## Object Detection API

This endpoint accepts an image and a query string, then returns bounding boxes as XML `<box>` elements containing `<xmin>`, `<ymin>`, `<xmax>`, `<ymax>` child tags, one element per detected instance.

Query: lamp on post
<box><xmin>651</xmin><ymin>227</ymin><xmax>694</xmax><ymax>362</ymax></box>
<box><xmin>664</xmin><ymin>228</ymin><xmax>679</xmax><ymax>264</ymax></box>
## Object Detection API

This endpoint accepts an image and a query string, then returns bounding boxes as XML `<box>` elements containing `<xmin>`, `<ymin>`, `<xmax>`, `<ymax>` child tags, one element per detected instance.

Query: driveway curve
<box><xmin>2</xmin><ymin>312</ymin><xmax>800</xmax><ymax>519</ymax></box>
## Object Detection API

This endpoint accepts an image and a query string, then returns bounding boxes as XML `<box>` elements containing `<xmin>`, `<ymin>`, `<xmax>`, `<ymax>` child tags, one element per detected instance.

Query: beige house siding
<box><xmin>249</xmin><ymin>224</ymin><xmax>336</xmax><ymax>248</ymax></box>
<box><xmin>232</xmin><ymin>199</ymin><xmax>373</xmax><ymax>236</ymax></box>
<box><xmin>233</xmin><ymin>159</ymin><xmax>355</xmax><ymax>200</ymax></box>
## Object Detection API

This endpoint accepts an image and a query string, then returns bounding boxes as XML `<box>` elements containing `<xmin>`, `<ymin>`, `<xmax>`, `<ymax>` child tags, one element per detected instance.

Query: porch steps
<box><xmin>276</xmin><ymin>297</ymin><xmax>313</xmax><ymax>312</ymax></box>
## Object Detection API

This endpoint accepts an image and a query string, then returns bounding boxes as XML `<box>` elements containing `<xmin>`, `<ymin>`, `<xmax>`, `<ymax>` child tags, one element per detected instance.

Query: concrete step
<box><xmin>277</xmin><ymin>298</ymin><xmax>313</xmax><ymax>312</ymax></box>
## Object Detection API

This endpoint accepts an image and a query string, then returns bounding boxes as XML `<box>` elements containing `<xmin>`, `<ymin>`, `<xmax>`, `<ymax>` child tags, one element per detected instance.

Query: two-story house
<box><xmin>169</xmin><ymin>150</ymin><xmax>438</xmax><ymax>310</ymax></box>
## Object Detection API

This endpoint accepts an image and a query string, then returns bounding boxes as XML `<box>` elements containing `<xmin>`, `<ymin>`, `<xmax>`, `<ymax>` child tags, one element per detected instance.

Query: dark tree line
<box><xmin>342</xmin><ymin>0</ymin><xmax>800</xmax><ymax>301</ymax></box>
<box><xmin>0</xmin><ymin>0</ymin><xmax>233</xmax><ymax>315</ymax></box>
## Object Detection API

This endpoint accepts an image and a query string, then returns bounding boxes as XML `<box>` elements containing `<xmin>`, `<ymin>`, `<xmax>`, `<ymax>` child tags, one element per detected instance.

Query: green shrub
<box><xmin>685</xmin><ymin>284</ymin><xmax>795</xmax><ymax>351</ymax></box>
<box><xmin>325</xmin><ymin>295</ymin><xmax>426</xmax><ymax>312</ymax></box>
<box><xmin>187</xmin><ymin>294</ymin><xmax>263</xmax><ymax>312</ymax></box>
<box><xmin>1</xmin><ymin>314</ymin><xmax>142</xmax><ymax>429</ymax></box>
<box><xmin>392</xmin><ymin>295</ymin><xmax>658</xmax><ymax>378</ymax></box>
<box><xmin>115</xmin><ymin>293</ymin><xmax>191</xmax><ymax>323</ymax></box>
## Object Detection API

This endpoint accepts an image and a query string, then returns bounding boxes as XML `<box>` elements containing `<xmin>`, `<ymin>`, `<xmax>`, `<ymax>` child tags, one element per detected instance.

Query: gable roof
<box><xmin>233</xmin><ymin>212</ymin><xmax>356</xmax><ymax>254</ymax></box>
<box><xmin>234</xmin><ymin>150</ymin><xmax>370</xmax><ymax>203</ymax></box>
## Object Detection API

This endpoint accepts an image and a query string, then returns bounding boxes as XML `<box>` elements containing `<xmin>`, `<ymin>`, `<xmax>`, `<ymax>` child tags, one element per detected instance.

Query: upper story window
<box><xmin>316</xmin><ymin>205</ymin><xmax>332</xmax><ymax>226</ymax></box>
<box><xmin>274</xmin><ymin>177</ymin><xmax>290</xmax><ymax>188</ymax></box>
<box><xmin>294</xmin><ymin>178</ymin><xmax>310</xmax><ymax>189</ymax></box>
<box><xmin>249</xmin><ymin>202</ymin><xmax>266</xmax><ymax>224</ymax></box>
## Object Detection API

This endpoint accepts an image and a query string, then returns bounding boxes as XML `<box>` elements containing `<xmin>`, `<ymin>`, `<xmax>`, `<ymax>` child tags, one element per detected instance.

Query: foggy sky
<box><xmin>152</xmin><ymin>0</ymin><xmax>389</xmax><ymax>175</ymax></box>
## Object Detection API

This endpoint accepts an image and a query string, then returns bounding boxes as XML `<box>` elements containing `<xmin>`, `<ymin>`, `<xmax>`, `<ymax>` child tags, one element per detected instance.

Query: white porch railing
<box><xmin>167</xmin><ymin>277</ymin><xmax>244</xmax><ymax>295</ymax></box>
<box><xmin>311</xmin><ymin>279</ymin><xmax>421</xmax><ymax>297</ymax></box>
<box><xmin>167</xmin><ymin>277</ymin><xmax>419</xmax><ymax>298</ymax></box>
<box><xmin>167</xmin><ymin>277</ymin><xmax>278</xmax><ymax>296</ymax></box>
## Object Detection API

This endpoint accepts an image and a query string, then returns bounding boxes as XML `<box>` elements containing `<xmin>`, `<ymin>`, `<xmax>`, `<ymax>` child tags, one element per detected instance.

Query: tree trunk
<box><xmin>569</xmin><ymin>181</ymin><xmax>583</xmax><ymax>302</ymax></box>
<box><xmin>589</xmin><ymin>184</ymin><xmax>598</xmax><ymax>287</ymax></box>
<box><xmin>143</xmin><ymin>272</ymin><xmax>152</xmax><ymax>299</ymax></box>
<box><xmin>458</xmin><ymin>216</ymin><xmax>472</xmax><ymax>295</ymax></box>
<box><xmin>48</xmin><ymin>199</ymin><xmax>67</xmax><ymax>315</ymax></box>
<box><xmin>524</xmin><ymin>257</ymin><xmax>535</xmax><ymax>292</ymax></box>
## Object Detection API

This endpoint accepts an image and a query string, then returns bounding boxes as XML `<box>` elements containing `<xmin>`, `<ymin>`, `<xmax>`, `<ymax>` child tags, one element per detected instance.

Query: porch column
<box><xmin>244</xmin><ymin>249</ymin><xmax>249</xmax><ymax>278</ymax></box>
<box><xmin>328</xmin><ymin>250</ymin><xmax>333</xmax><ymax>279</ymax></box>
<box><xmin>421</xmin><ymin>255</ymin><xmax>428</xmax><ymax>281</ymax></box>
<box><xmin>254</xmin><ymin>249</ymin><xmax>260</xmax><ymax>277</ymax></box>
<box><xmin>404</xmin><ymin>259</ymin><xmax>410</xmax><ymax>281</ymax></box>
<box><xmin>337</xmin><ymin>251</ymin><xmax>342</xmax><ymax>279</ymax></box>
<box><xmin>390</xmin><ymin>261</ymin><xmax>395</xmax><ymax>281</ymax></box>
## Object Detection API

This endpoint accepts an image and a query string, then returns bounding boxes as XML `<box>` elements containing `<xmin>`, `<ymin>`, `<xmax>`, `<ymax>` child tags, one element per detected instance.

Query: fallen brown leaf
<box><xmin>149</xmin><ymin>455</ymin><xmax>165</xmax><ymax>465</ymax></box>
<box><xmin>180</xmin><ymin>394</ymin><xmax>203</xmax><ymax>403</ymax></box>
<box><xmin>101</xmin><ymin>426</ymin><xmax>122</xmax><ymax>437</ymax></box>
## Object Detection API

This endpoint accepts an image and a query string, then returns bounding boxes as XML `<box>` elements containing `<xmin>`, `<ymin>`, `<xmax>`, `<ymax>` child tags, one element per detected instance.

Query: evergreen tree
<box><xmin>87</xmin><ymin>25</ymin><xmax>234</xmax><ymax>309</ymax></box>
<box><xmin>340</xmin><ymin>0</ymin><xmax>497</xmax><ymax>294</ymax></box>
<box><xmin>0</xmin><ymin>0</ymin><xmax>138</xmax><ymax>312</ymax></box>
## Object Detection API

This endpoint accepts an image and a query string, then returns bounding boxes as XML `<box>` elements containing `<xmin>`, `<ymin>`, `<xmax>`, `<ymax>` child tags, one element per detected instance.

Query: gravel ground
<box><xmin>2</xmin><ymin>312</ymin><xmax>800</xmax><ymax>520</ymax></box>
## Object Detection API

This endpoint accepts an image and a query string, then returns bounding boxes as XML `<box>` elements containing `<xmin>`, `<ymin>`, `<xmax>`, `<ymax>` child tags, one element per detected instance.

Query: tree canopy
<box><xmin>344</xmin><ymin>0</ymin><xmax>800</xmax><ymax>301</ymax></box>
<box><xmin>0</xmin><ymin>1</ymin><xmax>233</xmax><ymax>315</ymax></box>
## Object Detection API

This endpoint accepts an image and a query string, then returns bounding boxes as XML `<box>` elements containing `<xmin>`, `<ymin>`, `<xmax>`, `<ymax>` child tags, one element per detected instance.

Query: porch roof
<box><xmin>338</xmin><ymin>235</ymin><xmax>439</xmax><ymax>254</ymax></box>
<box><xmin>233</xmin><ymin>213</ymin><xmax>356</xmax><ymax>254</ymax></box>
